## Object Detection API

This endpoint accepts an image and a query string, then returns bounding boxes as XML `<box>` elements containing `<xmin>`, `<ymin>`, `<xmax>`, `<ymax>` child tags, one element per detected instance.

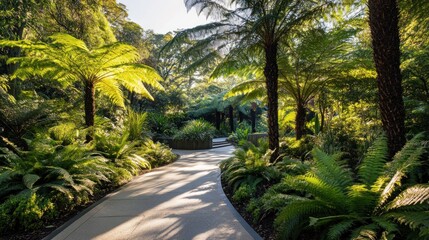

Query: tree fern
<box><xmin>0</xmin><ymin>34</ymin><xmax>163</xmax><ymax>141</ymax></box>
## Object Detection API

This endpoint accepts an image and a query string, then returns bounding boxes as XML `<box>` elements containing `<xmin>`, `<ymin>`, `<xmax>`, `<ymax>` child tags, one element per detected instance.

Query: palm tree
<box><xmin>0</xmin><ymin>33</ymin><xmax>163</xmax><ymax>141</ymax></box>
<box><xmin>368</xmin><ymin>0</ymin><xmax>405</xmax><ymax>158</ymax></box>
<box><xmin>169</xmin><ymin>0</ymin><xmax>330</xmax><ymax>161</ymax></box>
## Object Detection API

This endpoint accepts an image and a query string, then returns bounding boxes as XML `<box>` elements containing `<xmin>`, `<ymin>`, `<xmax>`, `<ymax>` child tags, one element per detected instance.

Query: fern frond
<box><xmin>385</xmin><ymin>211</ymin><xmax>429</xmax><ymax>232</ymax></box>
<box><xmin>284</xmin><ymin>174</ymin><xmax>349</xmax><ymax>211</ymax></box>
<box><xmin>327</xmin><ymin>219</ymin><xmax>357</xmax><ymax>240</ymax></box>
<box><xmin>96</xmin><ymin>78</ymin><xmax>125</xmax><ymax>107</ymax></box>
<box><xmin>386</xmin><ymin>184</ymin><xmax>429</xmax><ymax>210</ymax></box>
<box><xmin>22</xmin><ymin>174</ymin><xmax>40</xmax><ymax>189</ymax></box>
<box><xmin>312</xmin><ymin>148</ymin><xmax>353</xmax><ymax>190</ymax></box>
<box><xmin>349</xmin><ymin>223</ymin><xmax>379</xmax><ymax>240</ymax></box>
<box><xmin>275</xmin><ymin>199</ymin><xmax>332</xmax><ymax>240</ymax></box>
<box><xmin>358</xmin><ymin>135</ymin><xmax>388</xmax><ymax>187</ymax></box>
<box><xmin>386</xmin><ymin>133</ymin><xmax>426</xmax><ymax>177</ymax></box>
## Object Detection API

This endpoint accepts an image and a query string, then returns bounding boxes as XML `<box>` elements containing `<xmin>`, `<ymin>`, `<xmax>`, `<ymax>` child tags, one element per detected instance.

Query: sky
<box><xmin>117</xmin><ymin>0</ymin><xmax>211</xmax><ymax>34</ymax></box>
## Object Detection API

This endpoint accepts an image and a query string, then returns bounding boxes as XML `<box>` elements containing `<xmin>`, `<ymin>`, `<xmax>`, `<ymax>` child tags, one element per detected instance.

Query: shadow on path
<box><xmin>47</xmin><ymin>144</ymin><xmax>261</xmax><ymax>240</ymax></box>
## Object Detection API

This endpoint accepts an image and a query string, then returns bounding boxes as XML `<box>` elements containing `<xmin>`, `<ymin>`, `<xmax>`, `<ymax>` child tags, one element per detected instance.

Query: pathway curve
<box><xmin>48</xmin><ymin>142</ymin><xmax>261</xmax><ymax>240</ymax></box>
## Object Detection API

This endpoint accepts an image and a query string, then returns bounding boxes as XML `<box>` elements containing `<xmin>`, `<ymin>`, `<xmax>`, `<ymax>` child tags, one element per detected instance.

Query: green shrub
<box><xmin>94</xmin><ymin>131</ymin><xmax>151</xmax><ymax>183</ymax></box>
<box><xmin>173</xmin><ymin>119</ymin><xmax>215</xmax><ymax>141</ymax></box>
<box><xmin>148</xmin><ymin>113</ymin><xmax>187</xmax><ymax>138</ymax></box>
<box><xmin>0</xmin><ymin>193</ymin><xmax>56</xmax><ymax>233</ymax></box>
<box><xmin>0</xmin><ymin>141</ymin><xmax>111</xmax><ymax>203</ymax></box>
<box><xmin>220</xmin><ymin>142</ymin><xmax>281</xmax><ymax>192</ymax></box>
<box><xmin>48</xmin><ymin>122</ymin><xmax>82</xmax><ymax>145</ymax></box>
<box><xmin>279</xmin><ymin>136</ymin><xmax>314</xmax><ymax>161</ymax></box>
<box><xmin>141</xmin><ymin>139</ymin><xmax>177</xmax><ymax>168</ymax></box>
<box><xmin>232</xmin><ymin>184</ymin><xmax>255</xmax><ymax>202</ymax></box>
<box><xmin>227</xmin><ymin>122</ymin><xmax>251</xmax><ymax>143</ymax></box>
<box><xmin>125</xmin><ymin>109</ymin><xmax>149</xmax><ymax>141</ymax></box>
<box><xmin>316</xmin><ymin>101</ymin><xmax>382</xmax><ymax>168</ymax></box>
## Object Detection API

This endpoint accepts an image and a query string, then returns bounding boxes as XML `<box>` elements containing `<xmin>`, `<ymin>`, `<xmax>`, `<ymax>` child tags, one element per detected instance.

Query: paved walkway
<box><xmin>48</xmin><ymin>143</ymin><xmax>261</xmax><ymax>240</ymax></box>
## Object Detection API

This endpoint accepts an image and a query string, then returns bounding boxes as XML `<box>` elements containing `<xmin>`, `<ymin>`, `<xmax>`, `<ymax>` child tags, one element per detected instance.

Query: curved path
<box><xmin>48</xmin><ymin>143</ymin><xmax>261</xmax><ymax>240</ymax></box>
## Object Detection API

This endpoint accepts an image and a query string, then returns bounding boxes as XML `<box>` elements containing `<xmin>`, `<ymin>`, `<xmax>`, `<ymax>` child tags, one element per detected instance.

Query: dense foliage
<box><xmin>1</xmin><ymin>0</ymin><xmax>428</xmax><ymax>239</ymax></box>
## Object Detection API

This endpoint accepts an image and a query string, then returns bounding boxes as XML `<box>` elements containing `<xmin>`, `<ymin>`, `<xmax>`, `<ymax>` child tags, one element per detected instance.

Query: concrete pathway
<box><xmin>48</xmin><ymin>144</ymin><xmax>261</xmax><ymax>240</ymax></box>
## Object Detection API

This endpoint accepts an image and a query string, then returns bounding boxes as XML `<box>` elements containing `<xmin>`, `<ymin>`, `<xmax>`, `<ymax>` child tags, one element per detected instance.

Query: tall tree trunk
<box><xmin>295</xmin><ymin>102</ymin><xmax>306</xmax><ymax>140</ymax></box>
<box><xmin>238</xmin><ymin>111</ymin><xmax>244</xmax><ymax>123</ymax></box>
<box><xmin>250</xmin><ymin>108</ymin><xmax>256</xmax><ymax>133</ymax></box>
<box><xmin>369</xmin><ymin>0</ymin><xmax>406</xmax><ymax>158</ymax></box>
<box><xmin>229</xmin><ymin>105</ymin><xmax>234</xmax><ymax>132</ymax></box>
<box><xmin>264</xmin><ymin>43</ymin><xmax>280</xmax><ymax>161</ymax></box>
<box><xmin>84</xmin><ymin>81</ymin><xmax>96</xmax><ymax>142</ymax></box>
<box><xmin>215</xmin><ymin>110</ymin><xmax>221</xmax><ymax>130</ymax></box>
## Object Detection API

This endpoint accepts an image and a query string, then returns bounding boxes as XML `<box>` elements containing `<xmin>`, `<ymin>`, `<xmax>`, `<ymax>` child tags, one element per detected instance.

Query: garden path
<box><xmin>47</xmin><ymin>139</ymin><xmax>261</xmax><ymax>240</ymax></box>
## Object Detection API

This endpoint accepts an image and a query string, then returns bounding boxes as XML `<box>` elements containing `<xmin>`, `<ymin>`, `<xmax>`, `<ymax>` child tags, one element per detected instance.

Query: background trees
<box><xmin>170</xmin><ymin>0</ymin><xmax>332</xmax><ymax>161</ymax></box>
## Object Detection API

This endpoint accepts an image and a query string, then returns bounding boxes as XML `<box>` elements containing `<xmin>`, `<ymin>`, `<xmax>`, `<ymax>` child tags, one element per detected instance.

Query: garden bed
<box><xmin>1</xmin><ymin>154</ymin><xmax>179</xmax><ymax>240</ymax></box>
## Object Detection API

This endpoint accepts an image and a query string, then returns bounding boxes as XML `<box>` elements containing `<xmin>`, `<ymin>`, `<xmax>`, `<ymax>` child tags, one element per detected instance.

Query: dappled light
<box><xmin>1</xmin><ymin>0</ymin><xmax>428</xmax><ymax>239</ymax></box>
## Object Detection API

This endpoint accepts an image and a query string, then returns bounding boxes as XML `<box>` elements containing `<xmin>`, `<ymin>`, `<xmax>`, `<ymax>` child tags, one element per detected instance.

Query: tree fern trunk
<box><xmin>369</xmin><ymin>0</ymin><xmax>406</xmax><ymax>158</ymax></box>
<box><xmin>264</xmin><ymin>43</ymin><xmax>280</xmax><ymax>161</ymax></box>
<box><xmin>251</xmin><ymin>108</ymin><xmax>256</xmax><ymax>133</ymax></box>
<box><xmin>215</xmin><ymin>110</ymin><xmax>221</xmax><ymax>130</ymax></box>
<box><xmin>229</xmin><ymin>105</ymin><xmax>234</xmax><ymax>132</ymax></box>
<box><xmin>84</xmin><ymin>81</ymin><xmax>96</xmax><ymax>142</ymax></box>
<box><xmin>295</xmin><ymin>102</ymin><xmax>306</xmax><ymax>140</ymax></box>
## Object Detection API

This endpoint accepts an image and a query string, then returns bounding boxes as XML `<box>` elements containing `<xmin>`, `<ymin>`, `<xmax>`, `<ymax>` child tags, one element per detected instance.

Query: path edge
<box><xmin>43</xmin><ymin>155</ymin><xmax>182</xmax><ymax>240</ymax></box>
<box><xmin>216</xmin><ymin>174</ymin><xmax>263</xmax><ymax>240</ymax></box>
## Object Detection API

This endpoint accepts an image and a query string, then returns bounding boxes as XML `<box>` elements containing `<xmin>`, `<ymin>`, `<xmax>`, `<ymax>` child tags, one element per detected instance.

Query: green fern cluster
<box><xmin>0</xmin><ymin>139</ymin><xmax>113</xmax><ymax>234</ymax></box>
<box><xmin>94</xmin><ymin>131</ymin><xmax>151</xmax><ymax>184</ymax></box>
<box><xmin>273</xmin><ymin>134</ymin><xmax>429</xmax><ymax>240</ymax></box>
<box><xmin>140</xmin><ymin>139</ymin><xmax>177</xmax><ymax>168</ymax></box>
<box><xmin>220</xmin><ymin>142</ymin><xmax>282</xmax><ymax>194</ymax></box>
<box><xmin>0</xmin><ymin>141</ymin><xmax>111</xmax><ymax>203</ymax></box>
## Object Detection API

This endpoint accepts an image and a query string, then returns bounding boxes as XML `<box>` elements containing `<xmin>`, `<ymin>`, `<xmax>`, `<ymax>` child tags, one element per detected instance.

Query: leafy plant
<box><xmin>140</xmin><ymin>139</ymin><xmax>177</xmax><ymax>168</ymax></box>
<box><xmin>125</xmin><ymin>109</ymin><xmax>149</xmax><ymax>141</ymax></box>
<box><xmin>0</xmin><ymin>33</ymin><xmax>163</xmax><ymax>141</ymax></box>
<box><xmin>220</xmin><ymin>142</ymin><xmax>281</xmax><ymax>192</ymax></box>
<box><xmin>173</xmin><ymin>119</ymin><xmax>215</xmax><ymax>141</ymax></box>
<box><xmin>94</xmin><ymin>131</ymin><xmax>151</xmax><ymax>183</ymax></box>
<box><xmin>147</xmin><ymin>113</ymin><xmax>179</xmax><ymax>139</ymax></box>
<box><xmin>0</xmin><ymin>193</ymin><xmax>56</xmax><ymax>233</ymax></box>
<box><xmin>228</xmin><ymin>122</ymin><xmax>251</xmax><ymax>144</ymax></box>
<box><xmin>0</xmin><ymin>141</ymin><xmax>111</xmax><ymax>203</ymax></box>
<box><xmin>274</xmin><ymin>134</ymin><xmax>429</xmax><ymax>240</ymax></box>
<box><xmin>48</xmin><ymin>122</ymin><xmax>82</xmax><ymax>145</ymax></box>
<box><xmin>0</xmin><ymin>98</ymin><xmax>55</xmax><ymax>148</ymax></box>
